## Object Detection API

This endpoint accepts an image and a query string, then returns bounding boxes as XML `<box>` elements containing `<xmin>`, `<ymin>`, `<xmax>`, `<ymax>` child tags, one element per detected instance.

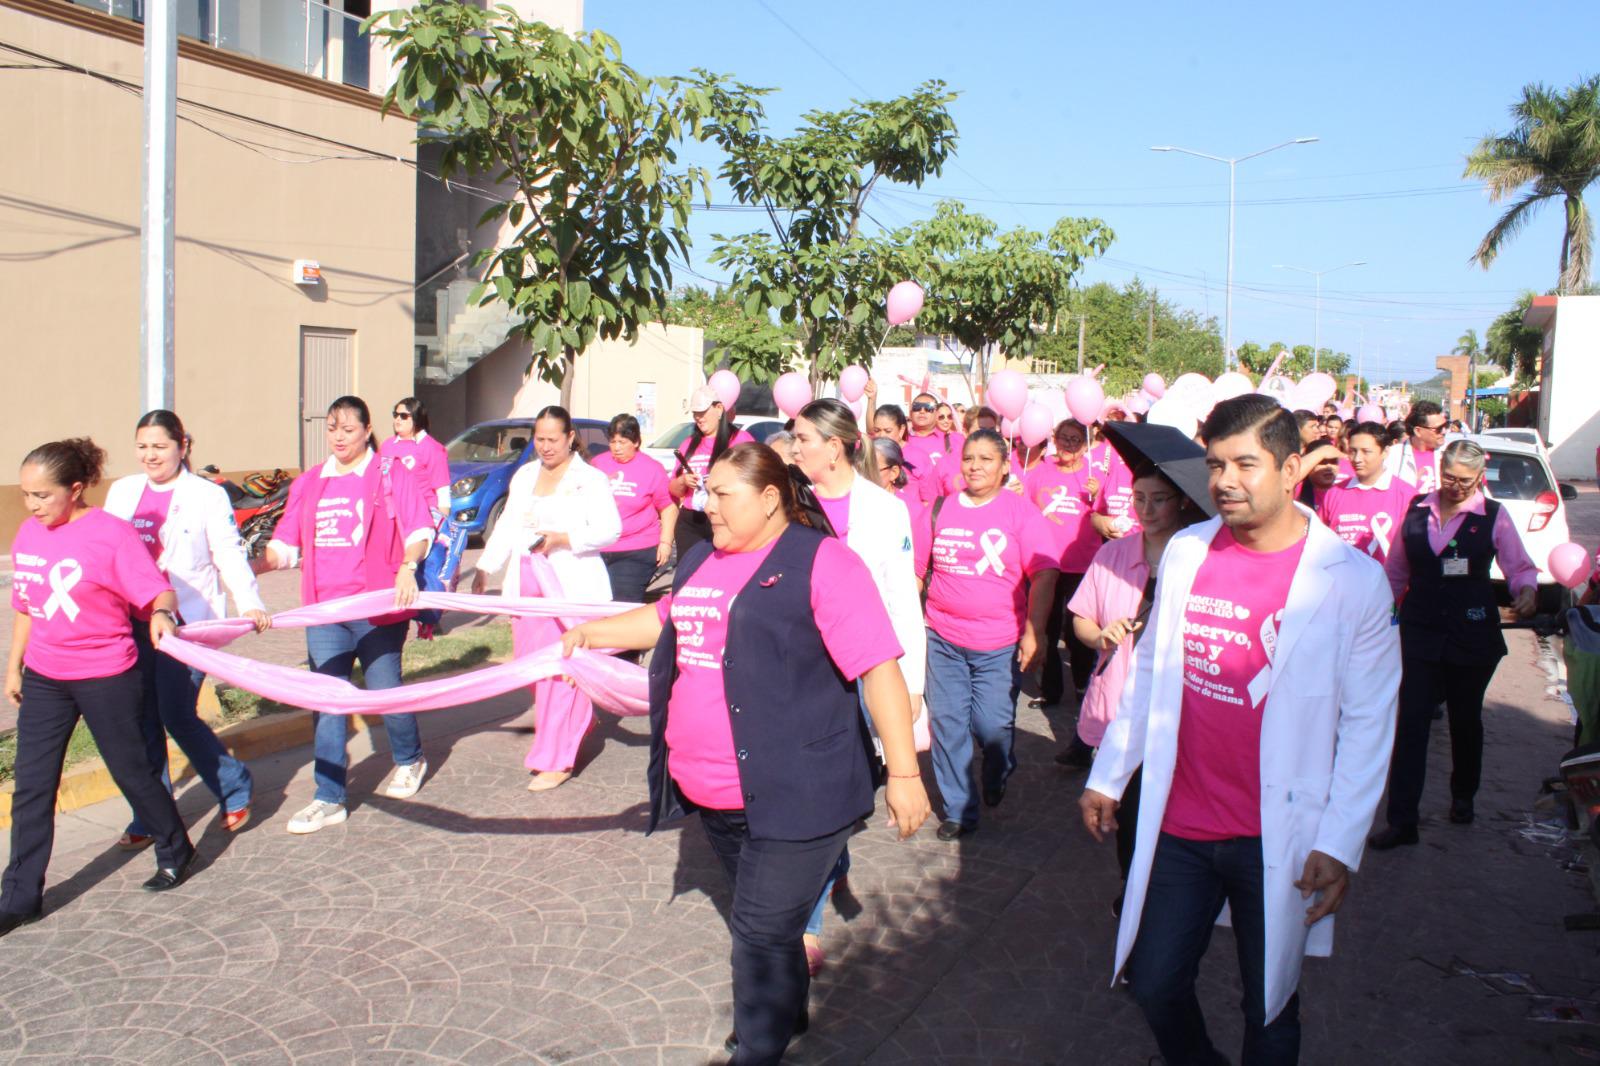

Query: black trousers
<box><xmin>1117</xmin><ymin>764</ymin><xmax>1144</xmax><ymax>882</ymax></box>
<box><xmin>700</xmin><ymin>810</ymin><xmax>852</xmax><ymax>1066</ymax></box>
<box><xmin>2</xmin><ymin>667</ymin><xmax>192</xmax><ymax>916</ymax></box>
<box><xmin>675</xmin><ymin>509</ymin><xmax>712</xmax><ymax>561</ymax></box>
<box><xmin>1041</xmin><ymin>571</ymin><xmax>1097</xmax><ymax>705</ymax></box>
<box><xmin>1385</xmin><ymin>655</ymin><xmax>1501</xmax><ymax>828</ymax></box>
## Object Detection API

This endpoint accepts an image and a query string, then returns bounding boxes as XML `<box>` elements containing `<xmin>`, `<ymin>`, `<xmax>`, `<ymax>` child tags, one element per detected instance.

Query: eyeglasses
<box><xmin>1420</xmin><ymin>422</ymin><xmax>1447</xmax><ymax>433</ymax></box>
<box><xmin>1439</xmin><ymin>473</ymin><xmax>1478</xmax><ymax>489</ymax></box>
<box><xmin>910</xmin><ymin>402</ymin><xmax>938</xmax><ymax>413</ymax></box>
<box><xmin>392</xmin><ymin>411</ymin><xmax>412</xmax><ymax>420</ymax></box>
<box><xmin>1055</xmin><ymin>436</ymin><xmax>1085</xmax><ymax>447</ymax></box>
<box><xmin>1133</xmin><ymin>494</ymin><xmax>1178</xmax><ymax>508</ymax></box>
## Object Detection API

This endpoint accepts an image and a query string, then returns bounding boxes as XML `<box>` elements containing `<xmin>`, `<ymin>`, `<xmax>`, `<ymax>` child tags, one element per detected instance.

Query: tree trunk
<box><xmin>559</xmin><ymin>347</ymin><xmax>576</xmax><ymax>411</ymax></box>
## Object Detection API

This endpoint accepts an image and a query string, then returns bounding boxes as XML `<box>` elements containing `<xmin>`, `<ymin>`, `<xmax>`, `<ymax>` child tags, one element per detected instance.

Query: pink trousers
<box><xmin>512</xmin><ymin>611</ymin><xmax>594</xmax><ymax>772</ymax></box>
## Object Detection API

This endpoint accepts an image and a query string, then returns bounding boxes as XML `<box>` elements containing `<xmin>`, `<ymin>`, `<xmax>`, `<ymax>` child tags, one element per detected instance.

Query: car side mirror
<box><xmin>1561</xmin><ymin>482</ymin><xmax>1579</xmax><ymax>501</ymax></box>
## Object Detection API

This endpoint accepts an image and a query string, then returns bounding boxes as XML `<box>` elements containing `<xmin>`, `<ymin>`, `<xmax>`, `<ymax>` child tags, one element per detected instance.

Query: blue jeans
<box><xmin>805</xmin><ymin>847</ymin><xmax>851</xmax><ymax>937</ymax></box>
<box><xmin>926</xmin><ymin>628</ymin><xmax>1020</xmax><ymax>829</ymax></box>
<box><xmin>601</xmin><ymin>546</ymin><xmax>658</xmax><ymax>605</ymax></box>
<box><xmin>127</xmin><ymin>624</ymin><xmax>252</xmax><ymax>835</ymax></box>
<box><xmin>1126</xmin><ymin>833</ymin><xmax>1301</xmax><ymax>1066</ymax></box>
<box><xmin>305</xmin><ymin>620</ymin><xmax>418</xmax><ymax>805</ymax></box>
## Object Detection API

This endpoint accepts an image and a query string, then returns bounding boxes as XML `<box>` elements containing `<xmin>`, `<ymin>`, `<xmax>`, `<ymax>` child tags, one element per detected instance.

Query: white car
<box><xmin>1479</xmin><ymin>426</ymin><xmax>1549</xmax><ymax>458</ymax></box>
<box><xmin>642</xmin><ymin>415</ymin><xmax>788</xmax><ymax>475</ymax></box>
<box><xmin>1465</xmin><ymin>433</ymin><xmax>1579</xmax><ymax>613</ymax></box>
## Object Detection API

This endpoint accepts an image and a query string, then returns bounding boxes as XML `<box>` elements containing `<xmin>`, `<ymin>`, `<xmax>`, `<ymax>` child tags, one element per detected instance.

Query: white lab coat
<box><xmin>841</xmin><ymin>475</ymin><xmax>926</xmax><ymax>697</ymax></box>
<box><xmin>479</xmin><ymin>455</ymin><xmax>621</xmax><ymax>602</ymax></box>
<box><xmin>104</xmin><ymin>470</ymin><xmax>267</xmax><ymax>623</ymax></box>
<box><xmin>1087</xmin><ymin>507</ymin><xmax>1399</xmax><ymax>1023</ymax></box>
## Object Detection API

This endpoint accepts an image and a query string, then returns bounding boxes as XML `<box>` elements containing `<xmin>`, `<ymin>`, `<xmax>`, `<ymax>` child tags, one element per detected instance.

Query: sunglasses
<box><xmin>392</xmin><ymin>411</ymin><xmax>412</xmax><ymax>420</ymax></box>
<box><xmin>910</xmin><ymin>402</ymin><xmax>938</xmax><ymax>413</ymax></box>
<box><xmin>1056</xmin><ymin>436</ymin><xmax>1085</xmax><ymax>447</ymax></box>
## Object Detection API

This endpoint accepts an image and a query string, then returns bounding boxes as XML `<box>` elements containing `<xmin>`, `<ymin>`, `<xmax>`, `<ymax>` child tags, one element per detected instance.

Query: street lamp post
<box><xmin>1273</xmin><ymin>260</ymin><xmax>1366</xmax><ymax>371</ymax></box>
<box><xmin>1151</xmin><ymin>137</ymin><xmax>1319</xmax><ymax>372</ymax></box>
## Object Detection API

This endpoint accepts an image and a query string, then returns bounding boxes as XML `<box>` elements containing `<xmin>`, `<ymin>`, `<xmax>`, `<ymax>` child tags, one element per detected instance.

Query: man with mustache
<box><xmin>1079</xmin><ymin>393</ymin><xmax>1400</xmax><ymax>1066</ymax></box>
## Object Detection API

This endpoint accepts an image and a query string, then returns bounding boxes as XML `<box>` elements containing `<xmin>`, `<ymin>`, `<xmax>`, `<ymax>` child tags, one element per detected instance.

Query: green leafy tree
<box><xmin>1465</xmin><ymin>75</ymin><xmax>1600</xmax><ymax>294</ymax></box>
<box><xmin>1236</xmin><ymin>342</ymin><xmax>1350</xmax><ymax>380</ymax></box>
<box><xmin>1032</xmin><ymin>279</ymin><xmax>1222</xmax><ymax>395</ymax></box>
<box><xmin>660</xmin><ymin>286</ymin><xmax>796</xmax><ymax>383</ymax></box>
<box><xmin>369</xmin><ymin>3</ymin><xmax>723</xmax><ymax>387</ymax></box>
<box><xmin>905</xmin><ymin>201</ymin><xmax>1113</xmax><ymax>389</ymax></box>
<box><xmin>1485</xmin><ymin>292</ymin><xmax>1544</xmax><ymax>381</ymax></box>
<box><xmin>694</xmin><ymin>76</ymin><xmax>958</xmax><ymax>386</ymax></box>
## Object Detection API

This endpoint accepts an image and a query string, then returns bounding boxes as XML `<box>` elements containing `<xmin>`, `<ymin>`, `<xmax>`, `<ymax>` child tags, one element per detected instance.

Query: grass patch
<box><xmin>0</xmin><ymin>620</ymin><xmax>516</xmax><ymax>785</ymax></box>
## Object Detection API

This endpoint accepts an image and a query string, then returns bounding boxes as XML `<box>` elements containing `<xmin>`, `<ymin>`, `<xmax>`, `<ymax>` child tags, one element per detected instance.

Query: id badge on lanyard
<box><xmin>1442</xmin><ymin>539</ymin><xmax>1469</xmax><ymax>577</ymax></box>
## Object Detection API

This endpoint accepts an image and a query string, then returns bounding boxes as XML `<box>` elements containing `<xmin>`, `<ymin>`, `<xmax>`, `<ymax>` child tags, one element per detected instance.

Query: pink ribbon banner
<box><xmin>160</xmin><ymin>587</ymin><xmax>650</xmax><ymax>718</ymax></box>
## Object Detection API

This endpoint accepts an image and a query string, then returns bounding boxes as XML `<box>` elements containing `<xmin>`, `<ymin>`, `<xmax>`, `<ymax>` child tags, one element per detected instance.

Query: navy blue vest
<box><xmin>1396</xmin><ymin>494</ymin><xmax>1507</xmax><ymax>663</ymax></box>
<box><xmin>646</xmin><ymin>523</ymin><xmax>879</xmax><ymax>841</ymax></box>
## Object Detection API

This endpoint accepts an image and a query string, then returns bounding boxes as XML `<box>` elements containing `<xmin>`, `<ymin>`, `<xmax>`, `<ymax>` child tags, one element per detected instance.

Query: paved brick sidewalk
<box><xmin>0</xmin><ymin>622</ymin><xmax>1594</xmax><ymax>1064</ymax></box>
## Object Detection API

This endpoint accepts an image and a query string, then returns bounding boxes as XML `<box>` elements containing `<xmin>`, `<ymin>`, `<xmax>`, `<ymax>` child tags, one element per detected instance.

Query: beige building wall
<box><xmin>0</xmin><ymin>0</ymin><xmax>415</xmax><ymax>544</ymax></box>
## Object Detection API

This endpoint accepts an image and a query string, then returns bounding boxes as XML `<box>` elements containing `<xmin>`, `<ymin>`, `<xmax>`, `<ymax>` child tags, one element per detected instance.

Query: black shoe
<box><xmin>1449</xmin><ymin>799</ymin><xmax>1475</xmax><ymax>824</ymax></box>
<box><xmin>1367</xmin><ymin>825</ymin><xmax>1419</xmax><ymax>851</ymax></box>
<box><xmin>1054</xmin><ymin>744</ymin><xmax>1094</xmax><ymax>769</ymax></box>
<box><xmin>0</xmin><ymin>910</ymin><xmax>42</xmax><ymax>938</ymax></box>
<box><xmin>142</xmin><ymin>851</ymin><xmax>197</xmax><ymax>893</ymax></box>
<box><xmin>724</xmin><ymin>1008</ymin><xmax>808</xmax><ymax>1055</ymax></box>
<box><xmin>982</xmin><ymin>784</ymin><xmax>1007</xmax><ymax>809</ymax></box>
<box><xmin>936</xmin><ymin>820</ymin><xmax>973</xmax><ymax>842</ymax></box>
<box><xmin>1028</xmin><ymin>697</ymin><xmax>1057</xmax><ymax>710</ymax></box>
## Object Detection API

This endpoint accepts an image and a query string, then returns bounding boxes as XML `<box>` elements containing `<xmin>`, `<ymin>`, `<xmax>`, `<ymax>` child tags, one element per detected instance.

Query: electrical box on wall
<box><xmin>292</xmin><ymin>260</ymin><xmax>322</xmax><ymax>286</ymax></box>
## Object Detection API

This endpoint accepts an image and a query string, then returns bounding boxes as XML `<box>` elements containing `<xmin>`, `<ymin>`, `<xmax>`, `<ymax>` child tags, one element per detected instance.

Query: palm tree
<box><xmin>1452</xmin><ymin>328</ymin><xmax>1482</xmax><ymax>361</ymax></box>
<box><xmin>1465</xmin><ymin>75</ymin><xmax>1600</xmax><ymax>294</ymax></box>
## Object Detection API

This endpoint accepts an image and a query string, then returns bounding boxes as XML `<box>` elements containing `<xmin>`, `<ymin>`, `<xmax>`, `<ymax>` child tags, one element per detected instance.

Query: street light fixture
<box><xmin>1151</xmin><ymin>136</ymin><xmax>1319</xmax><ymax>371</ymax></box>
<box><xmin>1273</xmin><ymin>260</ymin><xmax>1367</xmax><ymax>372</ymax></box>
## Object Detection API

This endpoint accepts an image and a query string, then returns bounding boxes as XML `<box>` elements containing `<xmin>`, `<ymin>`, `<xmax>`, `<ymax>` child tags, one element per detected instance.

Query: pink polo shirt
<box><xmin>924</xmin><ymin>491</ymin><xmax>1060</xmax><ymax>651</ymax></box>
<box><xmin>1383</xmin><ymin>490</ymin><xmax>1540</xmax><ymax>602</ymax></box>
<box><xmin>1317</xmin><ymin>473</ymin><xmax>1415</xmax><ymax>562</ymax></box>
<box><xmin>1164</xmin><ymin>526</ymin><xmax>1306</xmax><ymax>841</ymax></box>
<box><xmin>11</xmin><ymin>508</ymin><xmax>172</xmax><ymax>680</ymax></box>
<box><xmin>655</xmin><ymin>537</ymin><xmax>903</xmax><ymax>810</ymax></box>
<box><xmin>592</xmin><ymin>451</ymin><xmax>673</xmax><ymax>552</ymax></box>
<box><xmin>1068</xmin><ymin>535</ymin><xmax>1152</xmax><ymax>747</ymax></box>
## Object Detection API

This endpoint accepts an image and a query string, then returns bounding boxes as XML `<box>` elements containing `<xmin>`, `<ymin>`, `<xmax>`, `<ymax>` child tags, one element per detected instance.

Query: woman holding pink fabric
<box><xmin>1068</xmin><ymin>462</ymin><xmax>1203</xmax><ymax>905</ymax></box>
<box><xmin>473</xmin><ymin>406</ymin><xmax>621</xmax><ymax>792</ymax></box>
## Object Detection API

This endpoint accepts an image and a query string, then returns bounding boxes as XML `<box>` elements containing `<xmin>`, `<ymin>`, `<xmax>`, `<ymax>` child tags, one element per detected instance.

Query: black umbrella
<box><xmin>1099</xmin><ymin>421</ymin><xmax>1217</xmax><ymax>518</ymax></box>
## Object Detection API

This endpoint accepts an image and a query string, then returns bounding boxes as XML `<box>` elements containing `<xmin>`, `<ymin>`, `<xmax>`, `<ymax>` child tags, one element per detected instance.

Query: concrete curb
<box><xmin>0</xmin><ymin>705</ymin><xmax>381</xmax><ymax>829</ymax></box>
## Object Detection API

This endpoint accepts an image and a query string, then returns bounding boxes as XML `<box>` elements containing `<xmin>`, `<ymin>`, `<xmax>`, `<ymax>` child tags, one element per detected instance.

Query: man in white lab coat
<box><xmin>1080</xmin><ymin>394</ymin><xmax>1400</xmax><ymax>1065</ymax></box>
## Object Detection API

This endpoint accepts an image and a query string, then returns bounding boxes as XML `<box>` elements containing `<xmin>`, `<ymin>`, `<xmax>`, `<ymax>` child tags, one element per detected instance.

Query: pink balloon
<box><xmin>1066</xmin><ymin>376</ymin><xmax>1106</xmax><ymax>425</ymax></box>
<box><xmin>1297</xmin><ymin>372</ymin><xmax>1337</xmax><ymax>410</ymax></box>
<box><xmin>1019</xmin><ymin>402</ymin><xmax>1054</xmax><ymax>448</ymax></box>
<box><xmin>1212</xmin><ymin>371</ymin><xmax>1254</xmax><ymax>402</ymax></box>
<box><xmin>1126</xmin><ymin>392</ymin><xmax>1151</xmax><ymax>415</ymax></box>
<box><xmin>1548</xmin><ymin>542</ymin><xmax>1593</xmax><ymax>589</ymax></box>
<box><xmin>772</xmin><ymin>372</ymin><xmax>813</xmax><ymax>418</ymax></box>
<box><xmin>1357</xmin><ymin>404</ymin><xmax>1383</xmax><ymax>423</ymax></box>
<box><xmin>987</xmin><ymin>370</ymin><xmax>1029</xmax><ymax>420</ymax></box>
<box><xmin>886</xmin><ymin>281</ymin><xmax>925</xmax><ymax>327</ymax></box>
<box><xmin>839</xmin><ymin>365</ymin><xmax>869</xmax><ymax>403</ymax></box>
<box><xmin>1142</xmin><ymin>373</ymin><xmax>1166</xmax><ymax>398</ymax></box>
<box><xmin>1000</xmin><ymin>416</ymin><xmax>1019</xmax><ymax>440</ymax></box>
<box><xmin>708</xmin><ymin>369</ymin><xmax>741</xmax><ymax>411</ymax></box>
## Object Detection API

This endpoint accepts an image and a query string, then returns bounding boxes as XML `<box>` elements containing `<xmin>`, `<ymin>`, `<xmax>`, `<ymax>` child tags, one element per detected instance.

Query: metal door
<box><xmin>300</xmin><ymin>329</ymin><xmax>353</xmax><ymax>468</ymax></box>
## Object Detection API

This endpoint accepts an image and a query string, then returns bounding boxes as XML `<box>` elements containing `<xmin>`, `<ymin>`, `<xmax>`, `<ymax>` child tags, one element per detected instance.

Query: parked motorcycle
<box><xmin>201</xmin><ymin>465</ymin><xmax>292</xmax><ymax>559</ymax></box>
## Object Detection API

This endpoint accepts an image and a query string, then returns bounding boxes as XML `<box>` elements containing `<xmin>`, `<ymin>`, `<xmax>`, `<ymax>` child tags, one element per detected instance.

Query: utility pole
<box><xmin>1146</xmin><ymin>293</ymin><xmax>1155</xmax><ymax>356</ymax></box>
<box><xmin>141</xmin><ymin>0</ymin><xmax>178</xmax><ymax>414</ymax></box>
<box><xmin>1468</xmin><ymin>344</ymin><xmax>1478</xmax><ymax>430</ymax></box>
<box><xmin>1077</xmin><ymin>314</ymin><xmax>1086</xmax><ymax>374</ymax></box>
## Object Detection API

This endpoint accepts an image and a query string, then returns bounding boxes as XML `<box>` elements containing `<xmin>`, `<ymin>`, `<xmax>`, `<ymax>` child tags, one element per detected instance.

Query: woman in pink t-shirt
<box><xmin>261</xmin><ymin>396</ymin><xmax>435</xmax><ymax>835</ymax></box>
<box><xmin>379</xmin><ymin>396</ymin><xmax>451</xmax><ymax>515</ymax></box>
<box><xmin>591</xmin><ymin>413</ymin><xmax>678</xmax><ymax>605</ymax></box>
<box><xmin>923</xmin><ymin>429</ymin><xmax>1060</xmax><ymax>839</ymax></box>
<box><xmin>3</xmin><ymin>438</ymin><xmax>196</xmax><ymax>933</ymax></box>
<box><xmin>561</xmin><ymin>443</ymin><xmax>930</xmax><ymax>1061</ymax></box>
<box><xmin>669</xmin><ymin>386</ymin><xmax>755</xmax><ymax>558</ymax></box>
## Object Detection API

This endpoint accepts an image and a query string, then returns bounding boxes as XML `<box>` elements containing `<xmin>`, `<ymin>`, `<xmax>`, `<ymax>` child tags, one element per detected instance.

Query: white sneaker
<box><xmin>287</xmin><ymin>800</ymin><xmax>347</xmax><ymax>835</ymax></box>
<box><xmin>385</xmin><ymin>759</ymin><xmax>427</xmax><ymax>799</ymax></box>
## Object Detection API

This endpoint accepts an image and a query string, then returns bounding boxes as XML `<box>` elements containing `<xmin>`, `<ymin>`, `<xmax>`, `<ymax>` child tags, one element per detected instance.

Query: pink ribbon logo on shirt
<box><xmin>43</xmin><ymin>559</ymin><xmax>83</xmax><ymax>622</ymax></box>
<box><xmin>976</xmin><ymin>530</ymin><xmax>1008</xmax><ymax>576</ymax></box>
<box><xmin>1368</xmin><ymin>511</ymin><xmax>1394</xmax><ymax>558</ymax></box>
<box><xmin>1246</xmin><ymin>611</ymin><xmax>1281</xmax><ymax>708</ymax></box>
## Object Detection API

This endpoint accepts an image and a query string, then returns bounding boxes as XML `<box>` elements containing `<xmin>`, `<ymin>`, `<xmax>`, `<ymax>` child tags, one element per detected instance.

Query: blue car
<box><xmin>444</xmin><ymin>417</ymin><xmax>610</xmax><ymax>539</ymax></box>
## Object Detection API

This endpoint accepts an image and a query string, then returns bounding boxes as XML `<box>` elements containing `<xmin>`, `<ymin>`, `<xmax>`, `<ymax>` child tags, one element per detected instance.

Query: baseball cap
<box><xmin>690</xmin><ymin>386</ymin><xmax>720</xmax><ymax>413</ymax></box>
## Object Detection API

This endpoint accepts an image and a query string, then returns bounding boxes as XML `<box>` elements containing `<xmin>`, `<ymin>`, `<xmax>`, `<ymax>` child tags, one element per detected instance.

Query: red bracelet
<box><xmin>888</xmin><ymin>771</ymin><xmax>921</xmax><ymax>779</ymax></box>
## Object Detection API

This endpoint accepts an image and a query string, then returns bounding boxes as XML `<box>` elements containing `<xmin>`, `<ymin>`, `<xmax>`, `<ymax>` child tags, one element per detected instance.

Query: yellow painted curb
<box><xmin>0</xmin><ymin>711</ymin><xmax>368</xmax><ymax>829</ymax></box>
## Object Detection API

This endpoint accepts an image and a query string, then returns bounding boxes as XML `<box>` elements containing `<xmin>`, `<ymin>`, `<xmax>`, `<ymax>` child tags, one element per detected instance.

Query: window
<box><xmin>447</xmin><ymin>425</ymin><xmax>531</xmax><ymax>464</ymax></box>
<box><xmin>1482</xmin><ymin>452</ymin><xmax>1553</xmax><ymax>502</ymax></box>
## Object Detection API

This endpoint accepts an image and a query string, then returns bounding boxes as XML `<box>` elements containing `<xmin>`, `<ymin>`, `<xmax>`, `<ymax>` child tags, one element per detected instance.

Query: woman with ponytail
<box><xmin>4</xmin><ymin>438</ymin><xmax>197</xmax><ymax>934</ymax></box>
<box><xmin>560</xmin><ymin>442</ymin><xmax>929</xmax><ymax>1064</ymax></box>
<box><xmin>788</xmin><ymin>398</ymin><xmax>927</xmax><ymax>974</ymax></box>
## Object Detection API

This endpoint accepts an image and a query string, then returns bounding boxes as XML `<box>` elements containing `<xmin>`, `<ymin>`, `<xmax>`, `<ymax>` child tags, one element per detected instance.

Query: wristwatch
<box><xmin>402</xmin><ymin>561</ymin><xmax>419</xmax><ymax>572</ymax></box>
<box><xmin>152</xmin><ymin>608</ymin><xmax>180</xmax><ymax>625</ymax></box>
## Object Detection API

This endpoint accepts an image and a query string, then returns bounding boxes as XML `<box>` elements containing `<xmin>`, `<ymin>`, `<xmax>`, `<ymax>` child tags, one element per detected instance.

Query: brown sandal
<box><xmin>116</xmin><ymin>832</ymin><xmax>154</xmax><ymax>852</ymax></box>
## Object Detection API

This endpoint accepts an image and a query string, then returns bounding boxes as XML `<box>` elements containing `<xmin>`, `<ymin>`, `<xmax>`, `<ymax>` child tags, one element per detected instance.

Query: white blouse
<box><xmin>479</xmin><ymin>454</ymin><xmax>621</xmax><ymax>602</ymax></box>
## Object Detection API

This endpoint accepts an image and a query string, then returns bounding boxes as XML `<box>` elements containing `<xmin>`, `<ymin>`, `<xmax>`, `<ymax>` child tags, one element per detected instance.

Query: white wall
<box><xmin>1541</xmin><ymin>296</ymin><xmax>1600</xmax><ymax>479</ymax></box>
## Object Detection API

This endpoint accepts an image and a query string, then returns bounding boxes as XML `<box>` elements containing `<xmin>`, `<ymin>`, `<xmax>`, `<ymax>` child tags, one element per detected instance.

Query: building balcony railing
<box><xmin>69</xmin><ymin>0</ymin><xmax>383</xmax><ymax>92</ymax></box>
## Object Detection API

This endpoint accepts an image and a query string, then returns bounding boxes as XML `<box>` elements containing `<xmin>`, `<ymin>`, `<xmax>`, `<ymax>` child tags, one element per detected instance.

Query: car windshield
<box><xmin>447</xmin><ymin>425</ymin><xmax>530</xmax><ymax>464</ymax></box>
<box><xmin>1482</xmin><ymin>451</ymin><xmax>1554</xmax><ymax>501</ymax></box>
<box><xmin>650</xmin><ymin>422</ymin><xmax>696</xmax><ymax>450</ymax></box>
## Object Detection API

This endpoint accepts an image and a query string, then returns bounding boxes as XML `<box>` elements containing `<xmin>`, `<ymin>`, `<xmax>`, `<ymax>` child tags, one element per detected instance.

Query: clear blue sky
<box><xmin>589</xmin><ymin>0</ymin><xmax>1600</xmax><ymax>383</ymax></box>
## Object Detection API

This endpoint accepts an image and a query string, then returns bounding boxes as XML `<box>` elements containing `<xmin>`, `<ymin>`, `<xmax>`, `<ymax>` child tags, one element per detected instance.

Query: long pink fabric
<box><xmin>159</xmin><ymin>555</ymin><xmax>650</xmax><ymax>717</ymax></box>
<box><xmin>514</xmin><ymin>556</ymin><xmax>595</xmax><ymax>771</ymax></box>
